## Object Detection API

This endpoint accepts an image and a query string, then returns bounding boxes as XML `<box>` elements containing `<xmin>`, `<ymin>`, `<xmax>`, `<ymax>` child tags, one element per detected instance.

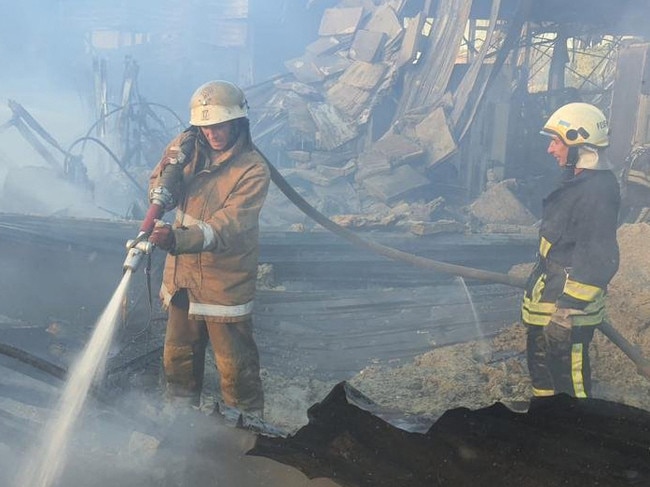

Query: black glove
<box><xmin>149</xmin><ymin>220</ymin><xmax>176</xmax><ymax>252</ymax></box>
<box><xmin>544</xmin><ymin>308</ymin><xmax>576</xmax><ymax>353</ymax></box>
<box><xmin>160</xmin><ymin>126</ymin><xmax>198</xmax><ymax>171</ymax></box>
<box><xmin>177</xmin><ymin>126</ymin><xmax>198</xmax><ymax>164</ymax></box>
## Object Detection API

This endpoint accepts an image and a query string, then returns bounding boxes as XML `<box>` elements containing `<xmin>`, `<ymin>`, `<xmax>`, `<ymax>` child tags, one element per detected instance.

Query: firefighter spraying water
<box><xmin>11</xmin><ymin>82</ymin><xmax>650</xmax><ymax>487</ymax></box>
<box><xmin>137</xmin><ymin>80</ymin><xmax>269</xmax><ymax>415</ymax></box>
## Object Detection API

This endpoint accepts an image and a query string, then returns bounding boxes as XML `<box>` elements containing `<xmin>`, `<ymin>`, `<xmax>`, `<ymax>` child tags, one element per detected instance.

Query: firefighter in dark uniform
<box><xmin>522</xmin><ymin>102</ymin><xmax>620</xmax><ymax>398</ymax></box>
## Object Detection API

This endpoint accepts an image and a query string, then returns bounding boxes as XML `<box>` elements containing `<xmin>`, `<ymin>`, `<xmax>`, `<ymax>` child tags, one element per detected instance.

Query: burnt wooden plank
<box><xmin>284</xmin><ymin>55</ymin><xmax>324</xmax><ymax>84</ymax></box>
<box><xmin>414</xmin><ymin>106</ymin><xmax>458</xmax><ymax>166</ymax></box>
<box><xmin>318</xmin><ymin>7</ymin><xmax>364</xmax><ymax>36</ymax></box>
<box><xmin>350</xmin><ymin>29</ymin><xmax>387</xmax><ymax>62</ymax></box>
<box><xmin>325</xmin><ymin>82</ymin><xmax>371</xmax><ymax>119</ymax></box>
<box><xmin>364</xmin><ymin>4</ymin><xmax>403</xmax><ymax>44</ymax></box>
<box><xmin>255</xmin><ymin>283</ymin><xmax>520</xmax><ymax>378</ymax></box>
<box><xmin>338</xmin><ymin>61</ymin><xmax>387</xmax><ymax>90</ymax></box>
<box><xmin>397</xmin><ymin>12</ymin><xmax>424</xmax><ymax>67</ymax></box>
<box><xmin>307</xmin><ymin>102</ymin><xmax>358</xmax><ymax>150</ymax></box>
<box><xmin>305</xmin><ymin>36</ymin><xmax>342</xmax><ymax>57</ymax></box>
<box><xmin>362</xmin><ymin>164</ymin><xmax>430</xmax><ymax>203</ymax></box>
<box><xmin>372</xmin><ymin>132</ymin><xmax>425</xmax><ymax>167</ymax></box>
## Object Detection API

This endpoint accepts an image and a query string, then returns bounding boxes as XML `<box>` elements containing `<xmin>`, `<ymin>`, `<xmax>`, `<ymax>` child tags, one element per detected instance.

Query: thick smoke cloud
<box><xmin>0</xmin><ymin>0</ymin><xmax>321</xmax><ymax>218</ymax></box>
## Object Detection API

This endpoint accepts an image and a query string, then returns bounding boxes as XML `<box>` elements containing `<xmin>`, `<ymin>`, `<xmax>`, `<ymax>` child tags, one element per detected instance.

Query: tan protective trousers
<box><xmin>163</xmin><ymin>289</ymin><xmax>264</xmax><ymax>414</ymax></box>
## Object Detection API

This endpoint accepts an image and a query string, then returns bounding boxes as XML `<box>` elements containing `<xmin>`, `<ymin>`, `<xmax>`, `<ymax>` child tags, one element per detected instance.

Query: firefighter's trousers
<box><xmin>163</xmin><ymin>289</ymin><xmax>264</xmax><ymax>414</ymax></box>
<box><xmin>526</xmin><ymin>323</ymin><xmax>596</xmax><ymax>398</ymax></box>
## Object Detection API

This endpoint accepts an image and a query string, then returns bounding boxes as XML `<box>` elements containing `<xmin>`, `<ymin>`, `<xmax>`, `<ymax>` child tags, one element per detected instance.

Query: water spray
<box><xmin>15</xmin><ymin>270</ymin><xmax>136</xmax><ymax>487</ymax></box>
<box><xmin>13</xmin><ymin>232</ymin><xmax>155</xmax><ymax>487</ymax></box>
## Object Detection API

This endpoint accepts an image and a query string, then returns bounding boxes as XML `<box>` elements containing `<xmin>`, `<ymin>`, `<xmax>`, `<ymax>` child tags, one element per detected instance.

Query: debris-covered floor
<box><xmin>1</xmin><ymin>216</ymin><xmax>650</xmax><ymax>486</ymax></box>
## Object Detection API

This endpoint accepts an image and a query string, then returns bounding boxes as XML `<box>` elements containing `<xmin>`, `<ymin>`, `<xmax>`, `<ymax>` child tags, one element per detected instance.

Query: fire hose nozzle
<box><xmin>123</xmin><ymin>239</ymin><xmax>153</xmax><ymax>272</ymax></box>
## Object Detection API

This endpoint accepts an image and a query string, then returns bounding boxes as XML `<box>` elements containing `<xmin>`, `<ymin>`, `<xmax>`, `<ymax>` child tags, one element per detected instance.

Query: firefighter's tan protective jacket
<box><xmin>149</xmin><ymin>126</ymin><xmax>270</xmax><ymax>322</ymax></box>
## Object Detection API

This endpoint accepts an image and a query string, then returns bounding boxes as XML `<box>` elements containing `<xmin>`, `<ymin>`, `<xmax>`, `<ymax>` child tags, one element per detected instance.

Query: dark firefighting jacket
<box><xmin>522</xmin><ymin>169</ymin><xmax>620</xmax><ymax>326</ymax></box>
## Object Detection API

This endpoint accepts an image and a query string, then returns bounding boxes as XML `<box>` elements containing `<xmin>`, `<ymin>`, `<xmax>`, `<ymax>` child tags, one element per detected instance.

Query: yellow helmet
<box><xmin>541</xmin><ymin>102</ymin><xmax>609</xmax><ymax>148</ymax></box>
<box><xmin>189</xmin><ymin>80</ymin><xmax>248</xmax><ymax>126</ymax></box>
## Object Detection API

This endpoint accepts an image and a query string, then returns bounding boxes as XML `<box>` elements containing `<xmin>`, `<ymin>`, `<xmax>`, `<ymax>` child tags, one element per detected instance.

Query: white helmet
<box><xmin>540</xmin><ymin>102</ymin><xmax>609</xmax><ymax>148</ymax></box>
<box><xmin>189</xmin><ymin>80</ymin><xmax>248</xmax><ymax>126</ymax></box>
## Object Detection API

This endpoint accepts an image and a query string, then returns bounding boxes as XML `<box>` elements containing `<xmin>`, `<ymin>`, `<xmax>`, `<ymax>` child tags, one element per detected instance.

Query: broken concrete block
<box><xmin>331</xmin><ymin>212</ymin><xmax>399</xmax><ymax>229</ymax></box>
<box><xmin>469</xmin><ymin>179</ymin><xmax>537</xmax><ymax>226</ymax></box>
<box><xmin>388</xmin><ymin>201</ymin><xmax>411</xmax><ymax>218</ymax></box>
<box><xmin>355</xmin><ymin>150</ymin><xmax>392</xmax><ymax>179</ymax></box>
<box><xmin>409</xmin><ymin>219</ymin><xmax>467</xmax><ymax>236</ymax></box>
<box><xmin>313</xmin><ymin>179</ymin><xmax>362</xmax><ymax>214</ymax></box>
<box><xmin>373</xmin><ymin>132</ymin><xmax>424</xmax><ymax>167</ymax></box>
<box><xmin>350</xmin><ymin>29</ymin><xmax>387</xmax><ymax>62</ymax></box>
<box><xmin>319</xmin><ymin>7</ymin><xmax>364</xmax><ymax>36</ymax></box>
<box><xmin>414</xmin><ymin>107</ymin><xmax>457</xmax><ymax>167</ymax></box>
<box><xmin>405</xmin><ymin>197</ymin><xmax>447</xmax><ymax>221</ymax></box>
<box><xmin>482</xmin><ymin>223</ymin><xmax>539</xmax><ymax>235</ymax></box>
<box><xmin>362</xmin><ymin>164</ymin><xmax>430</xmax><ymax>203</ymax></box>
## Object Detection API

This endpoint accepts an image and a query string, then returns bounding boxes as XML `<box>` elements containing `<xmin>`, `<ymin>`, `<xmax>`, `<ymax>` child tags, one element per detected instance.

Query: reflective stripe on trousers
<box><xmin>526</xmin><ymin>324</ymin><xmax>595</xmax><ymax>398</ymax></box>
<box><xmin>163</xmin><ymin>289</ymin><xmax>264</xmax><ymax>413</ymax></box>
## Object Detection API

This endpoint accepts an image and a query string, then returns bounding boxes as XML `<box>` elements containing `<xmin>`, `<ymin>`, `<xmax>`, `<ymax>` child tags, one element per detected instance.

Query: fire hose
<box><xmin>261</xmin><ymin>154</ymin><xmax>650</xmax><ymax>382</ymax></box>
<box><xmin>121</xmin><ymin>141</ymin><xmax>650</xmax><ymax>382</ymax></box>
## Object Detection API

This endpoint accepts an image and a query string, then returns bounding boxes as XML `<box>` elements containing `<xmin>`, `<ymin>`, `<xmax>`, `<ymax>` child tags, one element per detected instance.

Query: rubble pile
<box><xmin>251</xmin><ymin>0</ymin><xmax>512</xmax><ymax>233</ymax></box>
<box><xmin>343</xmin><ymin>222</ymin><xmax>650</xmax><ymax>420</ymax></box>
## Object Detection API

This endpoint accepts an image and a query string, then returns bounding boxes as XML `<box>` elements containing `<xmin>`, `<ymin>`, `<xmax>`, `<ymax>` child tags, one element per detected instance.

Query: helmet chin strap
<box><xmin>566</xmin><ymin>146</ymin><xmax>579</xmax><ymax>167</ymax></box>
<box><xmin>218</xmin><ymin>119</ymin><xmax>243</xmax><ymax>152</ymax></box>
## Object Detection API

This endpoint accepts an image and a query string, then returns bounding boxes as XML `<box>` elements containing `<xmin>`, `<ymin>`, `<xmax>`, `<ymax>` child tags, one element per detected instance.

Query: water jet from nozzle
<box><xmin>15</xmin><ymin>270</ymin><xmax>135</xmax><ymax>487</ymax></box>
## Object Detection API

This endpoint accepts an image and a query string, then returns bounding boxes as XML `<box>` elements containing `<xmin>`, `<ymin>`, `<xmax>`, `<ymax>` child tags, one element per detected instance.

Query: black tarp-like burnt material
<box><xmin>250</xmin><ymin>382</ymin><xmax>650</xmax><ymax>487</ymax></box>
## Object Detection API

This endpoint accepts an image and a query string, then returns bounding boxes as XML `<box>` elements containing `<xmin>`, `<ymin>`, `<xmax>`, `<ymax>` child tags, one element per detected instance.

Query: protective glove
<box><xmin>543</xmin><ymin>307</ymin><xmax>576</xmax><ymax>353</ymax></box>
<box><xmin>149</xmin><ymin>220</ymin><xmax>176</xmax><ymax>252</ymax></box>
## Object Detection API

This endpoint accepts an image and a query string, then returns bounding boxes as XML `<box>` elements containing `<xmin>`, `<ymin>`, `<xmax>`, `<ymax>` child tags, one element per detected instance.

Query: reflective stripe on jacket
<box><xmin>150</xmin><ymin>127</ymin><xmax>270</xmax><ymax>322</ymax></box>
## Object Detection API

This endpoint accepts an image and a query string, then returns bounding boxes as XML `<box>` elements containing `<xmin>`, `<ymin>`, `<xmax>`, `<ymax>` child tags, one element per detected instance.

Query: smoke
<box><xmin>0</xmin><ymin>1</ymin><xmax>321</xmax><ymax>220</ymax></box>
<box><xmin>3</xmin><ymin>385</ymin><xmax>315</xmax><ymax>487</ymax></box>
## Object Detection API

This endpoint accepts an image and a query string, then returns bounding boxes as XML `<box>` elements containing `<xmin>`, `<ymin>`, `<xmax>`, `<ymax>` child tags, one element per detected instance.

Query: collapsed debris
<box><xmin>250</xmin><ymin>0</ymin><xmax>516</xmax><ymax>231</ymax></box>
<box><xmin>1</xmin><ymin>2</ymin><xmax>650</xmax><ymax>486</ymax></box>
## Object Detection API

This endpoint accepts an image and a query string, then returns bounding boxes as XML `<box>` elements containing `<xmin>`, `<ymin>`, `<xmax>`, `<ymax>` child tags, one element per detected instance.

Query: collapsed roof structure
<box><xmin>7</xmin><ymin>0</ymin><xmax>650</xmax><ymax>229</ymax></box>
<box><xmin>243</xmin><ymin>0</ymin><xmax>650</xmax><ymax>229</ymax></box>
